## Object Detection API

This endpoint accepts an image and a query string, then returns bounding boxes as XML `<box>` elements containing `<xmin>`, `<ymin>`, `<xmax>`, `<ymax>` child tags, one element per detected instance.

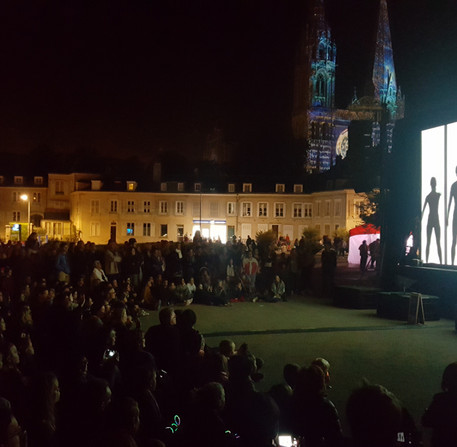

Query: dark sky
<box><xmin>1</xmin><ymin>0</ymin><xmax>457</xmax><ymax>160</ymax></box>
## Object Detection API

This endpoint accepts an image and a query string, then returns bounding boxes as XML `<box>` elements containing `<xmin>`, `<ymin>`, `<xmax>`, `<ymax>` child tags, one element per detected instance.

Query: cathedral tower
<box><xmin>292</xmin><ymin>0</ymin><xmax>339</xmax><ymax>172</ymax></box>
<box><xmin>372</xmin><ymin>0</ymin><xmax>404</xmax><ymax>121</ymax></box>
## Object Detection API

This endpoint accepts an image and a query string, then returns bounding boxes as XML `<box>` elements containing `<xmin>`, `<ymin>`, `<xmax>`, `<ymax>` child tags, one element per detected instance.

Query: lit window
<box><xmin>127</xmin><ymin>181</ymin><xmax>137</xmax><ymax>191</ymax></box>
<box><xmin>258</xmin><ymin>202</ymin><xmax>268</xmax><ymax>217</ymax></box>
<box><xmin>275</xmin><ymin>203</ymin><xmax>285</xmax><ymax>218</ymax></box>
<box><xmin>176</xmin><ymin>201</ymin><xmax>184</xmax><ymax>215</ymax></box>
<box><xmin>159</xmin><ymin>201</ymin><xmax>168</xmax><ymax>214</ymax></box>
<box><xmin>242</xmin><ymin>183</ymin><xmax>252</xmax><ymax>193</ymax></box>
<box><xmin>177</xmin><ymin>225</ymin><xmax>184</xmax><ymax>238</ymax></box>
<box><xmin>143</xmin><ymin>223</ymin><xmax>151</xmax><ymax>236</ymax></box>
<box><xmin>127</xmin><ymin>223</ymin><xmax>135</xmax><ymax>236</ymax></box>
<box><xmin>242</xmin><ymin>202</ymin><xmax>252</xmax><ymax>217</ymax></box>
<box><xmin>293</xmin><ymin>203</ymin><xmax>303</xmax><ymax>218</ymax></box>
<box><xmin>144</xmin><ymin>201</ymin><xmax>151</xmax><ymax>213</ymax></box>
<box><xmin>127</xmin><ymin>201</ymin><xmax>135</xmax><ymax>213</ymax></box>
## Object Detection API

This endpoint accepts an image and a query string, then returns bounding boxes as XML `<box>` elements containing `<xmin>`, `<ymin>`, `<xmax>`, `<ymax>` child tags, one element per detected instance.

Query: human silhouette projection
<box><xmin>422</xmin><ymin>177</ymin><xmax>443</xmax><ymax>264</ymax></box>
<box><xmin>447</xmin><ymin>166</ymin><xmax>457</xmax><ymax>265</ymax></box>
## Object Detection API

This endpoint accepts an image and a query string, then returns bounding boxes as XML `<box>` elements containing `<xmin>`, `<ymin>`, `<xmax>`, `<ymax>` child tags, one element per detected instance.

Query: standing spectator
<box><xmin>321</xmin><ymin>242</ymin><xmax>337</xmax><ymax>298</ymax></box>
<box><xmin>242</xmin><ymin>251</ymin><xmax>259</xmax><ymax>299</ymax></box>
<box><xmin>369</xmin><ymin>238</ymin><xmax>381</xmax><ymax>270</ymax></box>
<box><xmin>226</xmin><ymin>258</ymin><xmax>237</xmax><ymax>285</ymax></box>
<box><xmin>104</xmin><ymin>240</ymin><xmax>122</xmax><ymax>284</ymax></box>
<box><xmin>358</xmin><ymin>240</ymin><xmax>369</xmax><ymax>273</ymax></box>
<box><xmin>123</xmin><ymin>247</ymin><xmax>143</xmax><ymax>293</ymax></box>
<box><xmin>55</xmin><ymin>243</ymin><xmax>71</xmax><ymax>284</ymax></box>
<box><xmin>151</xmin><ymin>249</ymin><xmax>165</xmax><ymax>280</ymax></box>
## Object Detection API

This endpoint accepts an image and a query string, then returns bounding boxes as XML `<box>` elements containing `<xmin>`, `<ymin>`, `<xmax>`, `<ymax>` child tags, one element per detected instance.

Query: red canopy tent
<box><xmin>348</xmin><ymin>224</ymin><xmax>380</xmax><ymax>265</ymax></box>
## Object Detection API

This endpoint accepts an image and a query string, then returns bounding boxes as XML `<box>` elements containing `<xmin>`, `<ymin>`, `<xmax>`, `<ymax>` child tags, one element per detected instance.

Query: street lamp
<box><xmin>20</xmin><ymin>194</ymin><xmax>31</xmax><ymax>236</ymax></box>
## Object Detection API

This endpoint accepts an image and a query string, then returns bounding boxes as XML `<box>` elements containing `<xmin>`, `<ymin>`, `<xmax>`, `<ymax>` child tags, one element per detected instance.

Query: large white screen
<box><xmin>446</xmin><ymin>122</ymin><xmax>457</xmax><ymax>265</ymax></box>
<box><xmin>421</xmin><ymin>126</ymin><xmax>445</xmax><ymax>264</ymax></box>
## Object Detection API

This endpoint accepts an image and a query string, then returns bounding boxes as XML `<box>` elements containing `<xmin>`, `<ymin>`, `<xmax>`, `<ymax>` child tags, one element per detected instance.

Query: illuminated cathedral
<box><xmin>292</xmin><ymin>0</ymin><xmax>404</xmax><ymax>173</ymax></box>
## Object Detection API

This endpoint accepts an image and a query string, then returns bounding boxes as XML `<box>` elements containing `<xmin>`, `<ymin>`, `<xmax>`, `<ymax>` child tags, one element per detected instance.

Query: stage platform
<box><xmin>334</xmin><ymin>284</ymin><xmax>441</xmax><ymax>322</ymax></box>
<box><xmin>377</xmin><ymin>292</ymin><xmax>440</xmax><ymax>321</ymax></box>
<box><xmin>334</xmin><ymin>285</ymin><xmax>382</xmax><ymax>309</ymax></box>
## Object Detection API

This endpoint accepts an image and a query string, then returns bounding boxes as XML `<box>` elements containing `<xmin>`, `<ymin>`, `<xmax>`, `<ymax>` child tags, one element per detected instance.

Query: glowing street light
<box><xmin>20</xmin><ymin>194</ymin><xmax>31</xmax><ymax>236</ymax></box>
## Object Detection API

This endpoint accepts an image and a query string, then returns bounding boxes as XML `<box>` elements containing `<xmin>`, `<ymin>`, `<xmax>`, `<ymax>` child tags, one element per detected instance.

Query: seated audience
<box><xmin>422</xmin><ymin>362</ymin><xmax>457</xmax><ymax>447</ymax></box>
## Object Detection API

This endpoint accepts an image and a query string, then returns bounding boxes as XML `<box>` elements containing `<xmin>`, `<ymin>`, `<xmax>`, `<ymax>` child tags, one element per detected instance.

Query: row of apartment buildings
<box><xmin>0</xmin><ymin>173</ymin><xmax>366</xmax><ymax>244</ymax></box>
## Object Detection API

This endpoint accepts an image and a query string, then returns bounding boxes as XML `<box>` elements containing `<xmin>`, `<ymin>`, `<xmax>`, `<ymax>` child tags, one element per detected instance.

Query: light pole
<box><xmin>20</xmin><ymin>194</ymin><xmax>31</xmax><ymax>237</ymax></box>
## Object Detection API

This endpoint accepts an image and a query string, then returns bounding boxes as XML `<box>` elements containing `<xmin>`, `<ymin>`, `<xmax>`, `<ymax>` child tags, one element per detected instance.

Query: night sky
<box><xmin>1</xmin><ymin>0</ymin><xmax>457</xmax><ymax>161</ymax></box>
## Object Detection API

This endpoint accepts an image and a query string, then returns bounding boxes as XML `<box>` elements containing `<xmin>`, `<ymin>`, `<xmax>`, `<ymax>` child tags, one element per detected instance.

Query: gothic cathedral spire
<box><xmin>372</xmin><ymin>0</ymin><xmax>404</xmax><ymax>120</ymax></box>
<box><xmin>291</xmin><ymin>0</ymin><xmax>338</xmax><ymax>172</ymax></box>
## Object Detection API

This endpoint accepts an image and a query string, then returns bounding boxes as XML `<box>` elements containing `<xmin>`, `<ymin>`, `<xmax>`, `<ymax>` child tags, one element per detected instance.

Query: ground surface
<box><xmin>139</xmin><ymin>267</ymin><xmax>456</xmax><ymax>445</ymax></box>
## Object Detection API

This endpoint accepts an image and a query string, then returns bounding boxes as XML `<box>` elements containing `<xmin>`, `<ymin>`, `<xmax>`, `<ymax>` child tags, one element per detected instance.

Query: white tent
<box><xmin>348</xmin><ymin>224</ymin><xmax>380</xmax><ymax>266</ymax></box>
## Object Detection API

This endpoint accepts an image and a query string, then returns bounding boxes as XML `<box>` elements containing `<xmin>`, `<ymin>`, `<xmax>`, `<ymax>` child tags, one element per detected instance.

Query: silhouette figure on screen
<box><xmin>446</xmin><ymin>166</ymin><xmax>457</xmax><ymax>265</ymax></box>
<box><xmin>422</xmin><ymin>177</ymin><xmax>443</xmax><ymax>264</ymax></box>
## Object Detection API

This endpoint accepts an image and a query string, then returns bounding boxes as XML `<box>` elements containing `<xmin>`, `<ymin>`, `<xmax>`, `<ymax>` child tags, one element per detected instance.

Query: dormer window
<box><xmin>0</xmin><ymin>176</ymin><xmax>4</xmax><ymax>185</ymax></box>
<box><xmin>275</xmin><ymin>184</ymin><xmax>285</xmax><ymax>193</ymax></box>
<box><xmin>242</xmin><ymin>183</ymin><xmax>252</xmax><ymax>193</ymax></box>
<box><xmin>34</xmin><ymin>176</ymin><xmax>43</xmax><ymax>185</ymax></box>
<box><xmin>14</xmin><ymin>176</ymin><xmax>23</xmax><ymax>185</ymax></box>
<box><xmin>177</xmin><ymin>182</ymin><xmax>184</xmax><ymax>192</ymax></box>
<box><xmin>194</xmin><ymin>183</ymin><xmax>201</xmax><ymax>192</ymax></box>
<box><xmin>228</xmin><ymin>183</ymin><xmax>235</xmax><ymax>193</ymax></box>
<box><xmin>160</xmin><ymin>182</ymin><xmax>167</xmax><ymax>192</ymax></box>
<box><xmin>127</xmin><ymin>181</ymin><xmax>137</xmax><ymax>192</ymax></box>
<box><xmin>294</xmin><ymin>184</ymin><xmax>303</xmax><ymax>193</ymax></box>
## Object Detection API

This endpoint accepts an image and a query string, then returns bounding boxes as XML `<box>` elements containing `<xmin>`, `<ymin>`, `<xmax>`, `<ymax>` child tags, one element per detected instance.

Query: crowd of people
<box><xmin>0</xmin><ymin>232</ymin><xmax>452</xmax><ymax>446</ymax></box>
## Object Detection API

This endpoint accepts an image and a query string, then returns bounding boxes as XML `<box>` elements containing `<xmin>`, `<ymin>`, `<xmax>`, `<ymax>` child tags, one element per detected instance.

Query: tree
<box><xmin>301</xmin><ymin>227</ymin><xmax>322</xmax><ymax>254</ymax></box>
<box><xmin>358</xmin><ymin>189</ymin><xmax>382</xmax><ymax>227</ymax></box>
<box><xmin>256</xmin><ymin>230</ymin><xmax>277</xmax><ymax>264</ymax></box>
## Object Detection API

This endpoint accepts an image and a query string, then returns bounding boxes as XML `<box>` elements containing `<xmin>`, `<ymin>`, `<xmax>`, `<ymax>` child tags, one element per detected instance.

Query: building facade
<box><xmin>0</xmin><ymin>173</ymin><xmax>366</xmax><ymax>244</ymax></box>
